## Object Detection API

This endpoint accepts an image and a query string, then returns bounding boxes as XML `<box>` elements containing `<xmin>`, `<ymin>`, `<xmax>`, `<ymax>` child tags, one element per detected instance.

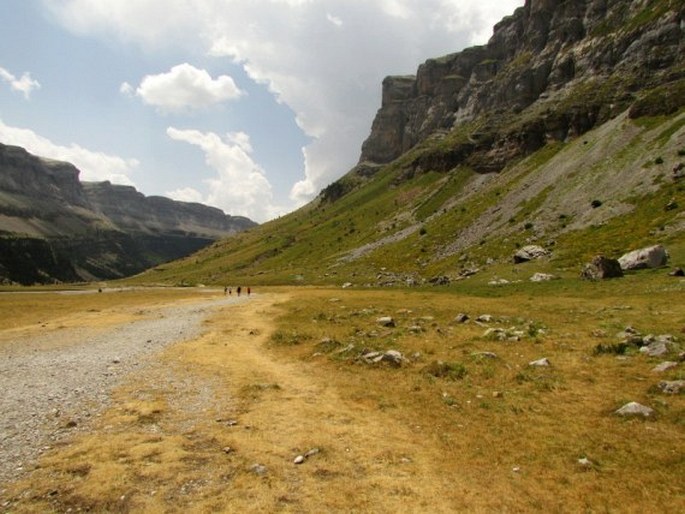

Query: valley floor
<box><xmin>0</xmin><ymin>285</ymin><xmax>683</xmax><ymax>512</ymax></box>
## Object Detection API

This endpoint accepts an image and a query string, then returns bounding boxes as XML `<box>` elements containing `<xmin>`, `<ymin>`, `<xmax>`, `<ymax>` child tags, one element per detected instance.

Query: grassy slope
<box><xmin>129</xmin><ymin>108</ymin><xmax>685</xmax><ymax>288</ymax></box>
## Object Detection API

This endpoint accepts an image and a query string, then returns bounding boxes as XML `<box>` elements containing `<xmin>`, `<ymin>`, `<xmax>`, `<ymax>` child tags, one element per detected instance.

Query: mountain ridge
<box><xmin>0</xmin><ymin>143</ymin><xmax>256</xmax><ymax>284</ymax></box>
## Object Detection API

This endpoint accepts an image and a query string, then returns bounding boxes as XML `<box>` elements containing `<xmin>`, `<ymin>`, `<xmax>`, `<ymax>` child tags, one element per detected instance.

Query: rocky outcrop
<box><xmin>0</xmin><ymin>143</ymin><xmax>257</xmax><ymax>284</ymax></box>
<box><xmin>360</xmin><ymin>0</ymin><xmax>685</xmax><ymax>172</ymax></box>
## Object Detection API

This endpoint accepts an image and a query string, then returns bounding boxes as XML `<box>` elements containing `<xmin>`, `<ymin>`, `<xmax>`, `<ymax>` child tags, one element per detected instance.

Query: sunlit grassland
<box><xmin>2</xmin><ymin>278</ymin><xmax>684</xmax><ymax>512</ymax></box>
<box><xmin>263</xmin><ymin>283</ymin><xmax>685</xmax><ymax>511</ymax></box>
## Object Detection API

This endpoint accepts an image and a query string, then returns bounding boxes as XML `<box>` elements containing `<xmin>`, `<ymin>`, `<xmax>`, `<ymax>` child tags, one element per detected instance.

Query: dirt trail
<box><xmin>2</xmin><ymin>292</ymin><xmax>455</xmax><ymax>513</ymax></box>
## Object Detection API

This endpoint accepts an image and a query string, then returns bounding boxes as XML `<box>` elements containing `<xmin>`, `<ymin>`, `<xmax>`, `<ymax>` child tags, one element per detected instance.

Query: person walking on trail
<box><xmin>247</xmin><ymin>287</ymin><xmax>251</xmax><ymax>297</ymax></box>
<box><xmin>237</xmin><ymin>286</ymin><xmax>241</xmax><ymax>297</ymax></box>
<box><xmin>224</xmin><ymin>286</ymin><xmax>228</xmax><ymax>295</ymax></box>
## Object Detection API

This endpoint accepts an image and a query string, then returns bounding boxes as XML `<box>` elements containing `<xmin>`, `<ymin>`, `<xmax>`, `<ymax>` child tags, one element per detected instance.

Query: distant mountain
<box><xmin>0</xmin><ymin>143</ymin><xmax>256</xmax><ymax>284</ymax></box>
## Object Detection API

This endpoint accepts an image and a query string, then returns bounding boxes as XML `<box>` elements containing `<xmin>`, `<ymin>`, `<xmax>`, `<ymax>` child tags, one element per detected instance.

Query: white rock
<box><xmin>618</xmin><ymin>245</ymin><xmax>668</xmax><ymax>270</ymax></box>
<box><xmin>294</xmin><ymin>455</ymin><xmax>305</xmax><ymax>464</ymax></box>
<box><xmin>615</xmin><ymin>402</ymin><xmax>654</xmax><ymax>417</ymax></box>
<box><xmin>528</xmin><ymin>358</ymin><xmax>551</xmax><ymax>367</ymax></box>
<box><xmin>376</xmin><ymin>316</ymin><xmax>396</xmax><ymax>327</ymax></box>
<box><xmin>530</xmin><ymin>273</ymin><xmax>558</xmax><ymax>282</ymax></box>
<box><xmin>652</xmin><ymin>361</ymin><xmax>678</xmax><ymax>373</ymax></box>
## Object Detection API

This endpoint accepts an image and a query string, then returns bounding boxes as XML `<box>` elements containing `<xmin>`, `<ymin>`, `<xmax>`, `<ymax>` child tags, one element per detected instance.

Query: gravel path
<box><xmin>0</xmin><ymin>294</ymin><xmax>245</xmax><ymax>487</ymax></box>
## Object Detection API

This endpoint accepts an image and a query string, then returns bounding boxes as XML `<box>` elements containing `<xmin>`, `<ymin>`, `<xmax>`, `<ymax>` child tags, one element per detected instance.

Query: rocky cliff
<box><xmin>360</xmin><ymin>0</ymin><xmax>685</xmax><ymax>172</ymax></box>
<box><xmin>0</xmin><ymin>143</ymin><xmax>256</xmax><ymax>284</ymax></box>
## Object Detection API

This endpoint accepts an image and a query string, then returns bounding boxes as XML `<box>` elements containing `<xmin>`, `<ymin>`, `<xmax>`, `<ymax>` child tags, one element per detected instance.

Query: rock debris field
<box><xmin>0</xmin><ymin>293</ymin><xmax>244</xmax><ymax>487</ymax></box>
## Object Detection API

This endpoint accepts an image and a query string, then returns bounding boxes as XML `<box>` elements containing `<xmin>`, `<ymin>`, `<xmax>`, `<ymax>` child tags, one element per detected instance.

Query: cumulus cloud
<box><xmin>122</xmin><ymin>63</ymin><xmax>244</xmax><ymax>113</ymax></box>
<box><xmin>44</xmin><ymin>0</ymin><xmax>523</xmax><ymax>211</ymax></box>
<box><xmin>0</xmin><ymin>66</ymin><xmax>41</xmax><ymax>99</ymax></box>
<box><xmin>0</xmin><ymin>119</ymin><xmax>138</xmax><ymax>185</ymax></box>
<box><xmin>166</xmin><ymin>127</ymin><xmax>282</xmax><ymax>222</ymax></box>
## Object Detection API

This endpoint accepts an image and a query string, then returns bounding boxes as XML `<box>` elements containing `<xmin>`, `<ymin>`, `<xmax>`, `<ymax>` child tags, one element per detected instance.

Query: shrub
<box><xmin>591</xmin><ymin>199</ymin><xmax>603</xmax><ymax>208</ymax></box>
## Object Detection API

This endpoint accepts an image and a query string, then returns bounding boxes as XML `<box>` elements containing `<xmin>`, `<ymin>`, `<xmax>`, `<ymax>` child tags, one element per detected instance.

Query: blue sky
<box><xmin>0</xmin><ymin>0</ymin><xmax>523</xmax><ymax>222</ymax></box>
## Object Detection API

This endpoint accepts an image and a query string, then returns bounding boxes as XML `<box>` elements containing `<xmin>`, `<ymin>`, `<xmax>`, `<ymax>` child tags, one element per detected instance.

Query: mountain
<box><xmin>0</xmin><ymin>143</ymin><xmax>256</xmax><ymax>284</ymax></box>
<box><xmin>78</xmin><ymin>0</ymin><xmax>685</xmax><ymax>287</ymax></box>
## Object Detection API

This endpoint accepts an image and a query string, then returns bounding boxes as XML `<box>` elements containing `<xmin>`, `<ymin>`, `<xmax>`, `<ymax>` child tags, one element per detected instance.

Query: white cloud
<box><xmin>44</xmin><ymin>0</ymin><xmax>524</xmax><ymax>211</ymax></box>
<box><xmin>0</xmin><ymin>119</ymin><xmax>138</xmax><ymax>185</ymax></box>
<box><xmin>124</xmin><ymin>63</ymin><xmax>244</xmax><ymax>113</ymax></box>
<box><xmin>166</xmin><ymin>186</ymin><xmax>204</xmax><ymax>204</ymax></box>
<box><xmin>166</xmin><ymin>127</ymin><xmax>283</xmax><ymax>222</ymax></box>
<box><xmin>0</xmin><ymin>66</ymin><xmax>41</xmax><ymax>99</ymax></box>
<box><xmin>326</xmin><ymin>13</ymin><xmax>343</xmax><ymax>27</ymax></box>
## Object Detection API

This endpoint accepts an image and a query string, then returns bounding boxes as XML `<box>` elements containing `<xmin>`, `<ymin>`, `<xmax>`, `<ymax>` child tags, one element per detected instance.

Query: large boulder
<box><xmin>618</xmin><ymin>245</ymin><xmax>669</xmax><ymax>270</ymax></box>
<box><xmin>513</xmin><ymin>245</ymin><xmax>550</xmax><ymax>264</ymax></box>
<box><xmin>580</xmin><ymin>256</ymin><xmax>624</xmax><ymax>280</ymax></box>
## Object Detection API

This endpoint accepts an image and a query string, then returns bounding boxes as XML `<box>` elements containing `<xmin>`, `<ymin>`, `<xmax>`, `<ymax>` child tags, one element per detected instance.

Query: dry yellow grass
<box><xmin>2</xmin><ymin>285</ymin><xmax>684</xmax><ymax>512</ymax></box>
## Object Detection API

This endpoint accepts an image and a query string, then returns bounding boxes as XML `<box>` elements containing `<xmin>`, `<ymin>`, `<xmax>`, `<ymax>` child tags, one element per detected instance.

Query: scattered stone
<box><xmin>342</xmin><ymin>282</ymin><xmax>353</xmax><ymax>289</ymax></box>
<box><xmin>618</xmin><ymin>244</ymin><xmax>669</xmax><ymax>270</ymax></box>
<box><xmin>334</xmin><ymin>343</ymin><xmax>355</xmax><ymax>355</ymax></box>
<box><xmin>304</xmin><ymin>448</ymin><xmax>320</xmax><ymax>458</ymax></box>
<box><xmin>657</xmin><ymin>380</ymin><xmax>684</xmax><ymax>394</ymax></box>
<box><xmin>530</xmin><ymin>272</ymin><xmax>558</xmax><ymax>282</ymax></box>
<box><xmin>639</xmin><ymin>335</ymin><xmax>678</xmax><ymax>357</ymax></box>
<box><xmin>615</xmin><ymin>402</ymin><xmax>654</xmax><ymax>417</ymax></box>
<box><xmin>111</xmin><ymin>358</ymin><xmax>121</xmax><ymax>364</ymax></box>
<box><xmin>216</xmin><ymin>418</ymin><xmax>239</xmax><ymax>427</ymax></box>
<box><xmin>492</xmin><ymin>391</ymin><xmax>504</xmax><ymax>398</ymax></box>
<box><xmin>459</xmin><ymin>268</ymin><xmax>479</xmax><ymax>278</ymax></box>
<box><xmin>250</xmin><ymin>463</ymin><xmax>268</xmax><ymax>476</ymax></box>
<box><xmin>513</xmin><ymin>245</ymin><xmax>549</xmax><ymax>264</ymax></box>
<box><xmin>408</xmin><ymin>325</ymin><xmax>423</xmax><ymax>333</ymax></box>
<box><xmin>222</xmin><ymin>446</ymin><xmax>234</xmax><ymax>454</ymax></box>
<box><xmin>652</xmin><ymin>361</ymin><xmax>678</xmax><ymax>373</ymax></box>
<box><xmin>488</xmin><ymin>278</ymin><xmax>511</xmax><ymax>286</ymax></box>
<box><xmin>484</xmin><ymin>327</ymin><xmax>523</xmax><ymax>341</ymax></box>
<box><xmin>577</xmin><ymin>457</ymin><xmax>594</xmax><ymax>468</ymax></box>
<box><xmin>476</xmin><ymin>314</ymin><xmax>493</xmax><ymax>323</ymax></box>
<box><xmin>472</xmin><ymin>351</ymin><xmax>498</xmax><ymax>359</ymax></box>
<box><xmin>580</xmin><ymin>256</ymin><xmax>624</xmax><ymax>280</ymax></box>
<box><xmin>294</xmin><ymin>455</ymin><xmax>305</xmax><ymax>465</ymax></box>
<box><xmin>429</xmin><ymin>275</ymin><xmax>451</xmax><ymax>286</ymax></box>
<box><xmin>360</xmin><ymin>349</ymin><xmax>405</xmax><ymax>367</ymax></box>
<box><xmin>381</xmin><ymin>350</ymin><xmax>405</xmax><ymax>367</ymax></box>
<box><xmin>453</xmin><ymin>313</ymin><xmax>469</xmax><ymax>324</ymax></box>
<box><xmin>376</xmin><ymin>316</ymin><xmax>396</xmax><ymax>327</ymax></box>
<box><xmin>669</xmin><ymin>267</ymin><xmax>685</xmax><ymax>277</ymax></box>
<box><xmin>529</xmin><ymin>358</ymin><xmax>551</xmax><ymax>367</ymax></box>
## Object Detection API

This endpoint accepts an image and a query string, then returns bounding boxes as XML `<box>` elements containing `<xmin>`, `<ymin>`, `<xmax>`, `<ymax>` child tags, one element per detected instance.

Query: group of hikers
<box><xmin>224</xmin><ymin>285</ymin><xmax>250</xmax><ymax>297</ymax></box>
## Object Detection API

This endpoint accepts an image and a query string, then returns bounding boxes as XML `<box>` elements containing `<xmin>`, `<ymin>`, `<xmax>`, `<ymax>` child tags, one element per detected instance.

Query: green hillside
<box><xmin>131</xmin><ymin>109</ymin><xmax>685</xmax><ymax>289</ymax></box>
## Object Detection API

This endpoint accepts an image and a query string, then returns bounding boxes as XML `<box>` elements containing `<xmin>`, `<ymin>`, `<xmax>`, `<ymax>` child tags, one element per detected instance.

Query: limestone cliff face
<box><xmin>83</xmin><ymin>182</ymin><xmax>253</xmax><ymax>238</ymax></box>
<box><xmin>0</xmin><ymin>143</ymin><xmax>257</xmax><ymax>284</ymax></box>
<box><xmin>360</xmin><ymin>0</ymin><xmax>685</xmax><ymax>170</ymax></box>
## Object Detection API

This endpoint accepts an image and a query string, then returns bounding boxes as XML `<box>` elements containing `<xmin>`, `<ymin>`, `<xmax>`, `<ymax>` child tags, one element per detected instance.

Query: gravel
<box><xmin>0</xmin><ymin>294</ymin><xmax>245</xmax><ymax>487</ymax></box>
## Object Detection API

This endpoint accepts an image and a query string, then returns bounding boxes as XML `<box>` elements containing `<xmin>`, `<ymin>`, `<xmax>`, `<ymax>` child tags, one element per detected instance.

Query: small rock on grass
<box><xmin>529</xmin><ymin>358</ymin><xmax>551</xmax><ymax>367</ymax></box>
<box><xmin>294</xmin><ymin>448</ymin><xmax>321</xmax><ymax>465</ymax></box>
<box><xmin>250</xmin><ymin>464</ymin><xmax>267</xmax><ymax>476</ymax></box>
<box><xmin>652</xmin><ymin>361</ymin><xmax>678</xmax><ymax>373</ymax></box>
<box><xmin>615</xmin><ymin>402</ymin><xmax>654</xmax><ymax>417</ymax></box>
<box><xmin>658</xmin><ymin>380</ymin><xmax>684</xmax><ymax>394</ymax></box>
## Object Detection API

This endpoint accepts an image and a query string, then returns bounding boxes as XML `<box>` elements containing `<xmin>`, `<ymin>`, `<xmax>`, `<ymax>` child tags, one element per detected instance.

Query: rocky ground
<box><xmin>0</xmin><ymin>293</ymin><xmax>244</xmax><ymax>487</ymax></box>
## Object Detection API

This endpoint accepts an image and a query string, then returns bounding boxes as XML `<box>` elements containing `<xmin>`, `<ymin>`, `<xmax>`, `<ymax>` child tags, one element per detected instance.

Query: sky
<box><xmin>0</xmin><ymin>0</ymin><xmax>524</xmax><ymax>222</ymax></box>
